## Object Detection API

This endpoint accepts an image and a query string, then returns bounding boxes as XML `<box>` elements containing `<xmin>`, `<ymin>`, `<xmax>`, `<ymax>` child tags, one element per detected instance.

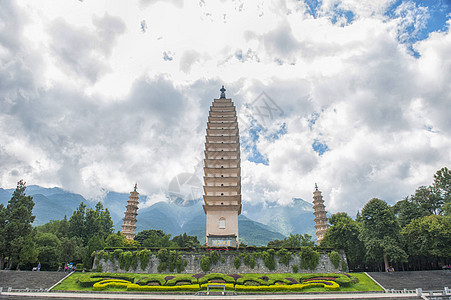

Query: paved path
<box><xmin>0</xmin><ymin>291</ymin><xmax>421</xmax><ymax>300</ymax></box>
<box><xmin>367</xmin><ymin>270</ymin><xmax>451</xmax><ymax>290</ymax></box>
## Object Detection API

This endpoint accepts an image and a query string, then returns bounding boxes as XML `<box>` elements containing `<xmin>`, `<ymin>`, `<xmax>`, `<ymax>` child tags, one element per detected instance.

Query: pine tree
<box><xmin>4</xmin><ymin>180</ymin><xmax>36</xmax><ymax>269</ymax></box>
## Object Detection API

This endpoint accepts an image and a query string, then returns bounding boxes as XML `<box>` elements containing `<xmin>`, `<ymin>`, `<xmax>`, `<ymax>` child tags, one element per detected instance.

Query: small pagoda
<box><xmin>121</xmin><ymin>184</ymin><xmax>139</xmax><ymax>240</ymax></box>
<box><xmin>312</xmin><ymin>183</ymin><xmax>329</xmax><ymax>245</ymax></box>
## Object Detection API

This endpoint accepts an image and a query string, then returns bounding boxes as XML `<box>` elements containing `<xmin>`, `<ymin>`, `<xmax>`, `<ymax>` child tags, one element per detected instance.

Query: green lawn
<box><xmin>52</xmin><ymin>272</ymin><xmax>383</xmax><ymax>293</ymax></box>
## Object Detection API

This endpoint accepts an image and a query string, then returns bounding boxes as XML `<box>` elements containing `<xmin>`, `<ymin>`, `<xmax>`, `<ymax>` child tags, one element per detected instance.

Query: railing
<box><xmin>0</xmin><ymin>287</ymin><xmax>49</xmax><ymax>294</ymax></box>
<box><xmin>387</xmin><ymin>287</ymin><xmax>450</xmax><ymax>300</ymax></box>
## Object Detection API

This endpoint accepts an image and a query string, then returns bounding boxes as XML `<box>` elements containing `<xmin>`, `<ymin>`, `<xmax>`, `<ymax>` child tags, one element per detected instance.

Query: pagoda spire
<box><xmin>220</xmin><ymin>85</ymin><xmax>226</xmax><ymax>99</ymax></box>
<box><xmin>312</xmin><ymin>184</ymin><xmax>329</xmax><ymax>245</ymax></box>
<box><xmin>121</xmin><ymin>184</ymin><xmax>140</xmax><ymax>240</ymax></box>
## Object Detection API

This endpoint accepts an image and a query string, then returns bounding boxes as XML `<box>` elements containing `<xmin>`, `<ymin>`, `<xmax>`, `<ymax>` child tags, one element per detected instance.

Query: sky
<box><xmin>0</xmin><ymin>0</ymin><xmax>450</xmax><ymax>216</ymax></box>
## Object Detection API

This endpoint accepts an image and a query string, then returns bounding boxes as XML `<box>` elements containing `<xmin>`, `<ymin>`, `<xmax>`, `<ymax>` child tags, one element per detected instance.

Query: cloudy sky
<box><xmin>1</xmin><ymin>0</ymin><xmax>450</xmax><ymax>216</ymax></box>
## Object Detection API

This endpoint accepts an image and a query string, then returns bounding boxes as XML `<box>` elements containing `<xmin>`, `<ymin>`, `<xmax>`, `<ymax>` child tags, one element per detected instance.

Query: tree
<box><xmin>34</xmin><ymin>231</ymin><xmax>62</xmax><ymax>270</ymax></box>
<box><xmin>321</xmin><ymin>212</ymin><xmax>364</xmax><ymax>269</ymax></box>
<box><xmin>401</xmin><ymin>215</ymin><xmax>451</xmax><ymax>261</ymax></box>
<box><xmin>68</xmin><ymin>202</ymin><xmax>87</xmax><ymax>242</ymax></box>
<box><xmin>411</xmin><ymin>186</ymin><xmax>444</xmax><ymax>215</ymax></box>
<box><xmin>393</xmin><ymin>196</ymin><xmax>427</xmax><ymax>227</ymax></box>
<box><xmin>360</xmin><ymin>198</ymin><xmax>407</xmax><ymax>271</ymax></box>
<box><xmin>433</xmin><ymin>167</ymin><xmax>451</xmax><ymax>203</ymax></box>
<box><xmin>0</xmin><ymin>204</ymin><xmax>7</xmax><ymax>269</ymax></box>
<box><xmin>267</xmin><ymin>234</ymin><xmax>314</xmax><ymax>248</ymax></box>
<box><xmin>171</xmin><ymin>233</ymin><xmax>200</xmax><ymax>248</ymax></box>
<box><xmin>83</xmin><ymin>235</ymin><xmax>105</xmax><ymax>270</ymax></box>
<box><xmin>4</xmin><ymin>180</ymin><xmax>36</xmax><ymax>269</ymax></box>
<box><xmin>134</xmin><ymin>229</ymin><xmax>174</xmax><ymax>247</ymax></box>
<box><xmin>105</xmin><ymin>232</ymin><xmax>128</xmax><ymax>248</ymax></box>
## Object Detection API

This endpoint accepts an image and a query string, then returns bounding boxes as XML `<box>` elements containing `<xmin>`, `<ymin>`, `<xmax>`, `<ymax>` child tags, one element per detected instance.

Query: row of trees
<box><xmin>0</xmin><ymin>181</ymin><xmax>201</xmax><ymax>271</ymax></box>
<box><xmin>321</xmin><ymin>167</ymin><xmax>451</xmax><ymax>272</ymax></box>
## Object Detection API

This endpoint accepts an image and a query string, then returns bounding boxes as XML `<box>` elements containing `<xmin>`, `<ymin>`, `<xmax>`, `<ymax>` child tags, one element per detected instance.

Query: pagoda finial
<box><xmin>315</xmin><ymin>183</ymin><xmax>318</xmax><ymax>191</ymax></box>
<box><xmin>220</xmin><ymin>85</ymin><xmax>226</xmax><ymax>98</ymax></box>
<box><xmin>134</xmin><ymin>183</ymin><xmax>137</xmax><ymax>192</ymax></box>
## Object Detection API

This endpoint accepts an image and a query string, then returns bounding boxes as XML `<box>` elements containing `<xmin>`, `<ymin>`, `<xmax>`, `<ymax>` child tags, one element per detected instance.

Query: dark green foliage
<box><xmin>360</xmin><ymin>198</ymin><xmax>407</xmax><ymax>270</ymax></box>
<box><xmin>200</xmin><ymin>255</ymin><xmax>211</xmax><ymax>272</ymax></box>
<box><xmin>157</xmin><ymin>262</ymin><xmax>167</xmax><ymax>273</ymax></box>
<box><xmin>262</xmin><ymin>249</ymin><xmax>276</xmax><ymax>270</ymax></box>
<box><xmin>321</xmin><ymin>212</ymin><xmax>364</xmax><ymax>270</ymax></box>
<box><xmin>135</xmin><ymin>229</ymin><xmax>174</xmax><ymax>247</ymax></box>
<box><xmin>268</xmin><ymin>234</ymin><xmax>314</xmax><ymax>248</ymax></box>
<box><xmin>292</xmin><ymin>265</ymin><xmax>298</xmax><ymax>273</ymax></box>
<box><xmin>328</xmin><ymin>251</ymin><xmax>340</xmax><ymax>269</ymax></box>
<box><xmin>299</xmin><ymin>247</ymin><xmax>319</xmax><ymax>270</ymax></box>
<box><xmin>35</xmin><ymin>231</ymin><xmax>61</xmax><ymax>270</ymax></box>
<box><xmin>4</xmin><ymin>180</ymin><xmax>36</xmax><ymax>269</ymax></box>
<box><xmin>136</xmin><ymin>249</ymin><xmax>152</xmax><ymax>270</ymax></box>
<box><xmin>157</xmin><ymin>249</ymin><xmax>169</xmax><ymax>261</ymax></box>
<box><xmin>171</xmin><ymin>233</ymin><xmax>200</xmax><ymax>248</ymax></box>
<box><xmin>233</xmin><ymin>256</ymin><xmax>241</xmax><ymax>269</ymax></box>
<box><xmin>210</xmin><ymin>250</ymin><xmax>220</xmax><ymax>265</ymax></box>
<box><xmin>341</xmin><ymin>260</ymin><xmax>347</xmax><ymax>271</ymax></box>
<box><xmin>276</xmin><ymin>248</ymin><xmax>292</xmax><ymax>266</ymax></box>
<box><xmin>123</xmin><ymin>251</ymin><xmax>136</xmax><ymax>271</ymax></box>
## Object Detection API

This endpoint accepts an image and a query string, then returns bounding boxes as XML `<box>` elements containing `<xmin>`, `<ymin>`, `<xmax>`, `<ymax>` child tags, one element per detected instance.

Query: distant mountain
<box><xmin>242</xmin><ymin>198</ymin><xmax>317</xmax><ymax>238</ymax></box>
<box><xmin>0</xmin><ymin>185</ymin><xmax>316</xmax><ymax>245</ymax></box>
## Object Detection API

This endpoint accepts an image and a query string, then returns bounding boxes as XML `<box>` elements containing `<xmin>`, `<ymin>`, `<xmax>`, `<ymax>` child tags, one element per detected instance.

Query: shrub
<box><xmin>285</xmin><ymin>277</ymin><xmax>298</xmax><ymax>284</ymax></box>
<box><xmin>192</xmin><ymin>273</ymin><xmax>205</xmax><ymax>280</ymax></box>
<box><xmin>136</xmin><ymin>249</ymin><xmax>152</xmax><ymax>270</ymax></box>
<box><xmin>127</xmin><ymin>283</ymin><xmax>200</xmax><ymax>291</ymax></box>
<box><xmin>93</xmin><ymin>279</ymin><xmax>131</xmax><ymax>291</ymax></box>
<box><xmin>166</xmin><ymin>275</ymin><xmax>197</xmax><ymax>286</ymax></box>
<box><xmin>228</xmin><ymin>274</ymin><xmax>242</xmax><ymax>283</ymax></box>
<box><xmin>77</xmin><ymin>273</ymin><xmax>135</xmax><ymax>287</ymax></box>
<box><xmin>276</xmin><ymin>248</ymin><xmax>292</xmax><ymax>266</ymax></box>
<box><xmin>233</xmin><ymin>256</ymin><xmax>241</xmax><ymax>269</ymax></box>
<box><xmin>235</xmin><ymin>281</ymin><xmax>339</xmax><ymax>292</ymax></box>
<box><xmin>329</xmin><ymin>251</ymin><xmax>340</xmax><ymax>269</ymax></box>
<box><xmin>249</xmin><ymin>254</ymin><xmax>256</xmax><ymax>269</ymax></box>
<box><xmin>341</xmin><ymin>260</ymin><xmax>348</xmax><ymax>271</ymax></box>
<box><xmin>262</xmin><ymin>249</ymin><xmax>276</xmax><ymax>270</ymax></box>
<box><xmin>200</xmin><ymin>255</ymin><xmax>211</xmax><ymax>272</ymax></box>
<box><xmin>220</xmin><ymin>257</ymin><xmax>225</xmax><ymax>263</ymax></box>
<box><xmin>122</xmin><ymin>251</ymin><xmax>134</xmax><ymax>271</ymax></box>
<box><xmin>157</xmin><ymin>262</ymin><xmax>167</xmax><ymax>273</ymax></box>
<box><xmin>292</xmin><ymin>265</ymin><xmax>298</xmax><ymax>273</ymax></box>
<box><xmin>210</xmin><ymin>250</ymin><xmax>220</xmax><ymax>265</ymax></box>
<box><xmin>198</xmin><ymin>273</ymin><xmax>235</xmax><ymax>285</ymax></box>
<box><xmin>136</xmin><ymin>275</ymin><xmax>165</xmax><ymax>286</ymax></box>
<box><xmin>200</xmin><ymin>283</ymin><xmax>235</xmax><ymax>290</ymax></box>
<box><xmin>299</xmin><ymin>247</ymin><xmax>319</xmax><ymax>270</ymax></box>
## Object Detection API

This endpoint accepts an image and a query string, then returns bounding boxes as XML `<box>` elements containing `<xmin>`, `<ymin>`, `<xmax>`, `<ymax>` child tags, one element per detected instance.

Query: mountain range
<box><xmin>0</xmin><ymin>185</ymin><xmax>317</xmax><ymax>246</ymax></box>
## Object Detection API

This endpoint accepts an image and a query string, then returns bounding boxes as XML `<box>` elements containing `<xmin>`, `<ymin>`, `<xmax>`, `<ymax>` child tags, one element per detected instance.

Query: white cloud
<box><xmin>0</xmin><ymin>0</ymin><xmax>450</xmax><ymax>218</ymax></box>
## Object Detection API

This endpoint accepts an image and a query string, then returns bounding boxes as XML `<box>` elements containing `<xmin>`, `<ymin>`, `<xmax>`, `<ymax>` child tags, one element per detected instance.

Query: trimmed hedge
<box><xmin>198</xmin><ymin>273</ymin><xmax>235</xmax><ymax>285</ymax></box>
<box><xmin>93</xmin><ymin>279</ymin><xmax>131</xmax><ymax>291</ymax></box>
<box><xmin>200</xmin><ymin>283</ymin><xmax>235</xmax><ymax>290</ymax></box>
<box><xmin>127</xmin><ymin>284</ymin><xmax>200</xmax><ymax>291</ymax></box>
<box><xmin>235</xmin><ymin>281</ymin><xmax>339</xmax><ymax>292</ymax></box>
<box><xmin>77</xmin><ymin>273</ymin><xmax>135</xmax><ymax>287</ymax></box>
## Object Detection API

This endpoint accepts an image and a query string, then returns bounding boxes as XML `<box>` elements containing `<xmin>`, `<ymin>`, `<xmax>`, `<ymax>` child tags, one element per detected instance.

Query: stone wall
<box><xmin>93</xmin><ymin>249</ymin><xmax>348</xmax><ymax>274</ymax></box>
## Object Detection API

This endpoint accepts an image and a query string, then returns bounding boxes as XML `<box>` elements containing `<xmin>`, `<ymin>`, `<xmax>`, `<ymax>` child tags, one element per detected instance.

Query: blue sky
<box><xmin>1</xmin><ymin>0</ymin><xmax>450</xmax><ymax>214</ymax></box>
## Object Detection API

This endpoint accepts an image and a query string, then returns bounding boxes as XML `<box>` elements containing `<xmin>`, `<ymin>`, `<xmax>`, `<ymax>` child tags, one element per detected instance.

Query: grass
<box><xmin>51</xmin><ymin>272</ymin><xmax>383</xmax><ymax>293</ymax></box>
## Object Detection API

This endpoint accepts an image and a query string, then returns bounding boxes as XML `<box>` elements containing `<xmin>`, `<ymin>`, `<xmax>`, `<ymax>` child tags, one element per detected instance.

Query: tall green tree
<box><xmin>0</xmin><ymin>204</ymin><xmax>7</xmax><ymax>269</ymax></box>
<box><xmin>393</xmin><ymin>196</ymin><xmax>427</xmax><ymax>227</ymax></box>
<box><xmin>360</xmin><ymin>198</ymin><xmax>407</xmax><ymax>271</ymax></box>
<box><xmin>433</xmin><ymin>167</ymin><xmax>451</xmax><ymax>203</ymax></box>
<box><xmin>321</xmin><ymin>212</ymin><xmax>364</xmax><ymax>269</ymax></box>
<box><xmin>411</xmin><ymin>186</ymin><xmax>444</xmax><ymax>215</ymax></box>
<box><xmin>401</xmin><ymin>215</ymin><xmax>451</xmax><ymax>262</ymax></box>
<box><xmin>34</xmin><ymin>231</ymin><xmax>62</xmax><ymax>270</ymax></box>
<box><xmin>4</xmin><ymin>180</ymin><xmax>36</xmax><ymax>269</ymax></box>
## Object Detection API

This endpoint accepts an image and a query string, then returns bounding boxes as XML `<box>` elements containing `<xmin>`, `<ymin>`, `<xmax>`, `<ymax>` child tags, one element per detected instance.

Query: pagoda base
<box><xmin>206</xmin><ymin>234</ymin><xmax>237</xmax><ymax>247</ymax></box>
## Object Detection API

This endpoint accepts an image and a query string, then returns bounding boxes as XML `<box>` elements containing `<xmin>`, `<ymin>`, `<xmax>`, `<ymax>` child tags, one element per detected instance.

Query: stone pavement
<box><xmin>0</xmin><ymin>270</ymin><xmax>68</xmax><ymax>290</ymax></box>
<box><xmin>367</xmin><ymin>270</ymin><xmax>451</xmax><ymax>290</ymax></box>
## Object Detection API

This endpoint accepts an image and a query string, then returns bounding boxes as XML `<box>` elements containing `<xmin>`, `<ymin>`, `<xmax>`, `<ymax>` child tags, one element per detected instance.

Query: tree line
<box><xmin>0</xmin><ymin>180</ymin><xmax>200</xmax><ymax>271</ymax></box>
<box><xmin>320</xmin><ymin>167</ymin><xmax>451</xmax><ymax>272</ymax></box>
